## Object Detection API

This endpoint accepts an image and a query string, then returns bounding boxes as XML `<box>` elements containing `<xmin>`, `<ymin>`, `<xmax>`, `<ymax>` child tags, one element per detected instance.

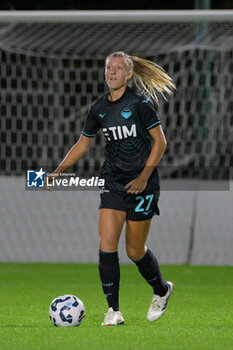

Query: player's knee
<box><xmin>99</xmin><ymin>236</ymin><xmax>118</xmax><ymax>252</ymax></box>
<box><xmin>126</xmin><ymin>245</ymin><xmax>144</xmax><ymax>262</ymax></box>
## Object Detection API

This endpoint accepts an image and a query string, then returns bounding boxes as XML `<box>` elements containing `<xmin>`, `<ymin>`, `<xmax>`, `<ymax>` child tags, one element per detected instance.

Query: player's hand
<box><xmin>44</xmin><ymin>173</ymin><xmax>59</xmax><ymax>192</ymax></box>
<box><xmin>125</xmin><ymin>177</ymin><xmax>147</xmax><ymax>194</ymax></box>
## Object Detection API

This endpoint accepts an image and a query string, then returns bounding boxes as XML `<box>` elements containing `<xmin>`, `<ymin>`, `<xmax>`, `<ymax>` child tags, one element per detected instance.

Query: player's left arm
<box><xmin>125</xmin><ymin>125</ymin><xmax>166</xmax><ymax>194</ymax></box>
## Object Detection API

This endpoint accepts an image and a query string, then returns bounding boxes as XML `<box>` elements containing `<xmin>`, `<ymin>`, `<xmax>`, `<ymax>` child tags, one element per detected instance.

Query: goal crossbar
<box><xmin>0</xmin><ymin>10</ymin><xmax>233</xmax><ymax>23</ymax></box>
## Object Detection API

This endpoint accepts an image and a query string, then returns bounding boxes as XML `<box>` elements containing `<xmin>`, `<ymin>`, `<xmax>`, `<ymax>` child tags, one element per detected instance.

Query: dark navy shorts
<box><xmin>99</xmin><ymin>188</ymin><xmax>160</xmax><ymax>221</ymax></box>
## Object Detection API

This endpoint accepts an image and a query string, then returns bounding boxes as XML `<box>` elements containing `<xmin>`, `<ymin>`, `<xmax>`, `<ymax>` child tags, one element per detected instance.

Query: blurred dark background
<box><xmin>0</xmin><ymin>0</ymin><xmax>232</xmax><ymax>10</ymax></box>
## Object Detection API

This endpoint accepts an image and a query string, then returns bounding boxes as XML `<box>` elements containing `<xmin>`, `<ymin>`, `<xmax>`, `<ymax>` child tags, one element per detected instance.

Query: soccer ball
<box><xmin>49</xmin><ymin>294</ymin><xmax>85</xmax><ymax>327</ymax></box>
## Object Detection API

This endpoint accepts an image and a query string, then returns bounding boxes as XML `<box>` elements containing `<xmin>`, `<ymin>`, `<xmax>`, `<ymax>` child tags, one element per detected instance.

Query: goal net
<box><xmin>0</xmin><ymin>14</ymin><xmax>232</xmax><ymax>180</ymax></box>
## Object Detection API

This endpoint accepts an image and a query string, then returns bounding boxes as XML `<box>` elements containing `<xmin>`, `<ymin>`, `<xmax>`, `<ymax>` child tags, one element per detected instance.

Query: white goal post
<box><xmin>0</xmin><ymin>10</ymin><xmax>233</xmax><ymax>23</ymax></box>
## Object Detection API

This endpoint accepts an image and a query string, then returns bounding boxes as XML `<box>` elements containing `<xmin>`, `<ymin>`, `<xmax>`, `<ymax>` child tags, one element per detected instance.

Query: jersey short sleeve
<box><xmin>138</xmin><ymin>96</ymin><xmax>161</xmax><ymax>130</ymax></box>
<box><xmin>82</xmin><ymin>105</ymin><xmax>100</xmax><ymax>137</ymax></box>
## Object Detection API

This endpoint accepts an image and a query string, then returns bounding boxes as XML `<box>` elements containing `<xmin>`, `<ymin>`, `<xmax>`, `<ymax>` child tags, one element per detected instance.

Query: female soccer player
<box><xmin>46</xmin><ymin>51</ymin><xmax>175</xmax><ymax>326</ymax></box>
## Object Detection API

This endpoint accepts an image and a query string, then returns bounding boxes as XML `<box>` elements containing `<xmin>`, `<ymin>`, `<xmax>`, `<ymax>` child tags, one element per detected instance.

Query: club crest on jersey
<box><xmin>98</xmin><ymin>113</ymin><xmax>106</xmax><ymax>118</ymax></box>
<box><xmin>121</xmin><ymin>108</ymin><xmax>132</xmax><ymax>119</ymax></box>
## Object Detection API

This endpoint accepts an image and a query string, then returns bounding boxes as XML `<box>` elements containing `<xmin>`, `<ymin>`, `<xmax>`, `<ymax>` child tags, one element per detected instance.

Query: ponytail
<box><xmin>130</xmin><ymin>55</ymin><xmax>175</xmax><ymax>104</ymax></box>
<box><xmin>106</xmin><ymin>51</ymin><xmax>175</xmax><ymax>104</ymax></box>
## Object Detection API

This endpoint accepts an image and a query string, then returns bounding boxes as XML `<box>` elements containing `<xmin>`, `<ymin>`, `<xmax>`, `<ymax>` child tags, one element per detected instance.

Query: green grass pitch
<box><xmin>0</xmin><ymin>263</ymin><xmax>232</xmax><ymax>350</ymax></box>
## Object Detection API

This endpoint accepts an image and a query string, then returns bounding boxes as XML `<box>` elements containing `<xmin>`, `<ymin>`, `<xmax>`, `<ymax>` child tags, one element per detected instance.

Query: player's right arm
<box><xmin>45</xmin><ymin>134</ymin><xmax>93</xmax><ymax>191</ymax></box>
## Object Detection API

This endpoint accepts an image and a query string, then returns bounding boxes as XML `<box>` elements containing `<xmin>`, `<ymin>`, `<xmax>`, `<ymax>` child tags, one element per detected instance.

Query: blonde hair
<box><xmin>106</xmin><ymin>51</ymin><xmax>175</xmax><ymax>104</ymax></box>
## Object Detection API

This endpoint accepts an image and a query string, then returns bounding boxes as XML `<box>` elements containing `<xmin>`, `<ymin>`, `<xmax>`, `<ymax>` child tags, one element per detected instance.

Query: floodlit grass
<box><xmin>0</xmin><ymin>264</ymin><xmax>232</xmax><ymax>350</ymax></box>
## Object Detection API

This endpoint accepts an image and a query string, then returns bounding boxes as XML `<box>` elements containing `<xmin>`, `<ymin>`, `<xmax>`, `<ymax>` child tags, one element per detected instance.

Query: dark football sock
<box><xmin>134</xmin><ymin>248</ymin><xmax>168</xmax><ymax>297</ymax></box>
<box><xmin>99</xmin><ymin>250</ymin><xmax>120</xmax><ymax>311</ymax></box>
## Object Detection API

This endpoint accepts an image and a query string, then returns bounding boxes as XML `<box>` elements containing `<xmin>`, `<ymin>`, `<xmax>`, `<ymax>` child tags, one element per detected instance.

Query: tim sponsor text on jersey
<box><xmin>102</xmin><ymin>124</ymin><xmax>137</xmax><ymax>141</ymax></box>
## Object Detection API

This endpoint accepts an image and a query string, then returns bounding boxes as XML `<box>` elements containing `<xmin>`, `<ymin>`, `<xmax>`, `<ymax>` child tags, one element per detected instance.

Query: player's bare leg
<box><xmin>98</xmin><ymin>208</ymin><xmax>126</xmax><ymax>252</ymax></box>
<box><xmin>125</xmin><ymin>219</ymin><xmax>152</xmax><ymax>261</ymax></box>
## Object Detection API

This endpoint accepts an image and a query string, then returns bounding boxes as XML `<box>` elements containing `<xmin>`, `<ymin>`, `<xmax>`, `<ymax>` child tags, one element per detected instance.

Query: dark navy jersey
<box><xmin>82</xmin><ymin>86</ymin><xmax>161</xmax><ymax>192</ymax></box>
